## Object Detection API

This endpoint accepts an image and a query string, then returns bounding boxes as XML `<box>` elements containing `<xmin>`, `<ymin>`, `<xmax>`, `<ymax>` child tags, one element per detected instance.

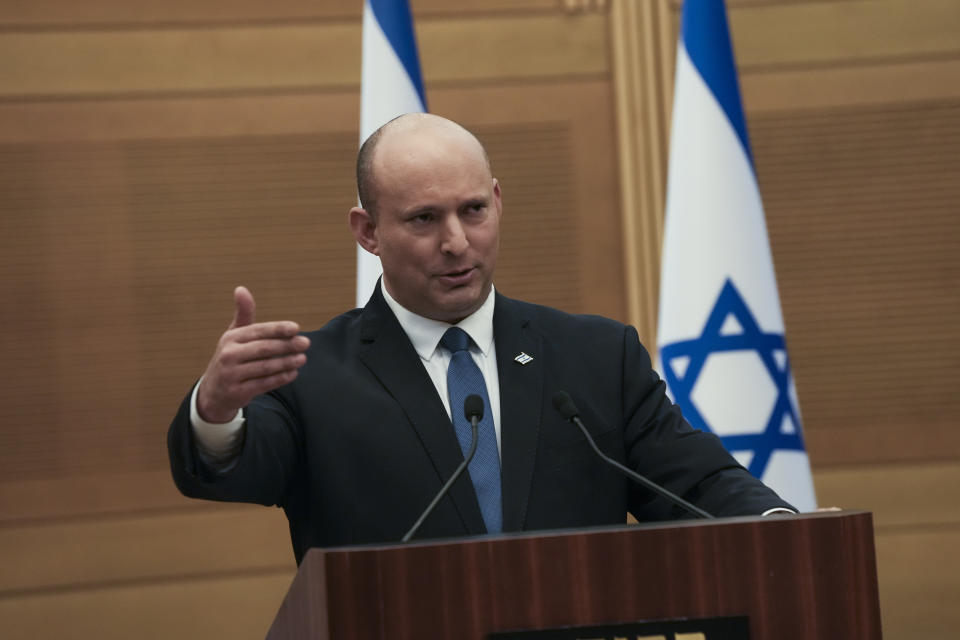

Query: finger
<box><xmin>232</xmin><ymin>352</ymin><xmax>308</xmax><ymax>383</ymax></box>
<box><xmin>222</xmin><ymin>336</ymin><xmax>310</xmax><ymax>364</ymax></box>
<box><xmin>228</xmin><ymin>321</ymin><xmax>303</xmax><ymax>343</ymax></box>
<box><xmin>233</xmin><ymin>368</ymin><xmax>301</xmax><ymax>399</ymax></box>
<box><xmin>229</xmin><ymin>286</ymin><xmax>256</xmax><ymax>330</ymax></box>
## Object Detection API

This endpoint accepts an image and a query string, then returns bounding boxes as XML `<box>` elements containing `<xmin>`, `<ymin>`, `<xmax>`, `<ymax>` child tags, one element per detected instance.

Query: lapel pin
<box><xmin>514</xmin><ymin>352</ymin><xmax>534</xmax><ymax>365</ymax></box>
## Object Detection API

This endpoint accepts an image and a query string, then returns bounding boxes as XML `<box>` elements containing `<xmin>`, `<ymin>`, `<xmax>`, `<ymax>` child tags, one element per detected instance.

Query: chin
<box><xmin>432</xmin><ymin>297</ymin><xmax>483</xmax><ymax>323</ymax></box>
<box><xmin>418</xmin><ymin>279</ymin><xmax>490</xmax><ymax>321</ymax></box>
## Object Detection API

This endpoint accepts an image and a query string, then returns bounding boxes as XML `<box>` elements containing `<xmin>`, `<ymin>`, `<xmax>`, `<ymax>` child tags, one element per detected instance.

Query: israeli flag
<box><xmin>356</xmin><ymin>0</ymin><xmax>428</xmax><ymax>306</ymax></box>
<box><xmin>656</xmin><ymin>0</ymin><xmax>816</xmax><ymax>511</ymax></box>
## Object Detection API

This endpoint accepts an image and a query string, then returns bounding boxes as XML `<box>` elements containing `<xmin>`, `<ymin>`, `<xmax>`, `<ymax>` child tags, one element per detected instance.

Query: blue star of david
<box><xmin>659</xmin><ymin>279</ymin><xmax>806</xmax><ymax>479</ymax></box>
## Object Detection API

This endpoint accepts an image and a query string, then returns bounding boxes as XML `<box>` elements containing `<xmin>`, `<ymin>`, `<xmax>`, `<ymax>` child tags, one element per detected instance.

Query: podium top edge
<box><xmin>302</xmin><ymin>510</ymin><xmax>872</xmax><ymax>559</ymax></box>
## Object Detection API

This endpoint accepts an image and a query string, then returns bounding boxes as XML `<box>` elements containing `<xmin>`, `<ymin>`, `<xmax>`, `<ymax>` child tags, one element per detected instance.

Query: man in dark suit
<box><xmin>168</xmin><ymin>113</ymin><xmax>792</xmax><ymax>564</ymax></box>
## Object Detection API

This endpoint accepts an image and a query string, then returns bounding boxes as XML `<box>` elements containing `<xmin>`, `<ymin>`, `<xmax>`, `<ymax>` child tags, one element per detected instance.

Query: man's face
<box><xmin>361</xmin><ymin>125</ymin><xmax>501</xmax><ymax>323</ymax></box>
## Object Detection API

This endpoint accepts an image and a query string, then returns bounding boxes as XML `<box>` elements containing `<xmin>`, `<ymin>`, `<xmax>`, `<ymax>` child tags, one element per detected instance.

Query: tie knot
<box><xmin>440</xmin><ymin>327</ymin><xmax>472</xmax><ymax>353</ymax></box>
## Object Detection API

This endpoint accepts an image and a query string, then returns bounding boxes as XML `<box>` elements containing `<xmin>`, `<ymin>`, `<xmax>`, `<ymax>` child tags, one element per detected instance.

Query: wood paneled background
<box><xmin>0</xmin><ymin>0</ymin><xmax>957</xmax><ymax>637</ymax></box>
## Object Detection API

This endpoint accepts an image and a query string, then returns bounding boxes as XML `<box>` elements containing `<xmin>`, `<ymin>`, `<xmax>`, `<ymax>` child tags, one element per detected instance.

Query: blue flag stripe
<box><xmin>681</xmin><ymin>0</ymin><xmax>753</xmax><ymax>167</ymax></box>
<box><xmin>368</xmin><ymin>0</ymin><xmax>428</xmax><ymax>109</ymax></box>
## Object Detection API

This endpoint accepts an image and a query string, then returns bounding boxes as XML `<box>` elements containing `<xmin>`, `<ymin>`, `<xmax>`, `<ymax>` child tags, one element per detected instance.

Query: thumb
<box><xmin>229</xmin><ymin>286</ymin><xmax>256</xmax><ymax>329</ymax></box>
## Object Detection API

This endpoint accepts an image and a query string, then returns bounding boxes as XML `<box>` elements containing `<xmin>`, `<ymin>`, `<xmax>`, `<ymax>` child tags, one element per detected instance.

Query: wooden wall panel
<box><xmin>751</xmin><ymin>101</ymin><xmax>960</xmax><ymax>466</ymax></box>
<box><xmin>0</xmin><ymin>470</ymin><xmax>200</xmax><ymax>522</ymax></box>
<box><xmin>0</xmin><ymin>94</ymin><xmax>360</xmax><ymax>143</ymax></box>
<box><xmin>0</xmin><ymin>12</ymin><xmax>605</xmax><ymax>99</ymax></box>
<box><xmin>421</xmin><ymin>12</ymin><xmax>608</xmax><ymax>85</ymax></box>
<box><xmin>0</xmin><ymin>507</ymin><xmax>292</xmax><ymax>593</ymax></box>
<box><xmin>0</xmin><ymin>131</ymin><xmax>359</xmax><ymax>481</ymax></box>
<box><xmin>0</xmin><ymin>0</ymin><xmax>558</xmax><ymax>27</ymax></box>
<box><xmin>0</xmin><ymin>0</ymin><xmax>357</xmax><ymax>25</ymax></box>
<box><xmin>874</xmin><ymin>528</ymin><xmax>960</xmax><ymax>637</ymax></box>
<box><xmin>1</xmin><ymin>0</ymin><xmax>959</xmax><ymax>638</ymax></box>
<box><xmin>732</xmin><ymin>0</ymin><xmax>960</xmax><ymax>69</ymax></box>
<box><xmin>0</xmin><ymin>25</ymin><xmax>360</xmax><ymax>96</ymax></box>
<box><xmin>815</xmin><ymin>462</ymin><xmax>960</xmax><ymax>529</ymax></box>
<box><xmin>743</xmin><ymin>58</ymin><xmax>960</xmax><ymax>112</ymax></box>
<box><xmin>812</xmin><ymin>463</ymin><xmax>960</xmax><ymax>636</ymax></box>
<box><xmin>0</xmin><ymin>571</ymin><xmax>294</xmax><ymax>640</ymax></box>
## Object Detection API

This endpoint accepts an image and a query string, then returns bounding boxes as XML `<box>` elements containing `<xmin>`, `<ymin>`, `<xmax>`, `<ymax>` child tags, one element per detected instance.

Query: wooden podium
<box><xmin>265</xmin><ymin>511</ymin><xmax>881</xmax><ymax>639</ymax></box>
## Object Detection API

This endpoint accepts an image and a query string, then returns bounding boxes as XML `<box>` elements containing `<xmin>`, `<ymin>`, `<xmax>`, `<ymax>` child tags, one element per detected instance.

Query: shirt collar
<box><xmin>380</xmin><ymin>282</ymin><xmax>496</xmax><ymax>361</ymax></box>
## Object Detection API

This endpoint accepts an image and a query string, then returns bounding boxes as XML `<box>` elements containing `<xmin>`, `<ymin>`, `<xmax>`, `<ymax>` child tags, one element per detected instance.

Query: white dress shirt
<box><xmin>380</xmin><ymin>283</ymin><xmax>502</xmax><ymax>455</ymax></box>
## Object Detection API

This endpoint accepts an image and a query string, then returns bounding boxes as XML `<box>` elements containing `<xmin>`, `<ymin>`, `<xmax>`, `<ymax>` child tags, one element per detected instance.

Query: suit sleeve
<box><xmin>620</xmin><ymin>326</ymin><xmax>795</xmax><ymax>519</ymax></box>
<box><xmin>167</xmin><ymin>384</ymin><xmax>303</xmax><ymax>508</ymax></box>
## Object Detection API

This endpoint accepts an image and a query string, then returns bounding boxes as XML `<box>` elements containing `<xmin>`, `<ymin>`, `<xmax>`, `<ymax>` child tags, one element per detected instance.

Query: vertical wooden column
<box><xmin>609</xmin><ymin>0</ymin><xmax>676</xmax><ymax>349</ymax></box>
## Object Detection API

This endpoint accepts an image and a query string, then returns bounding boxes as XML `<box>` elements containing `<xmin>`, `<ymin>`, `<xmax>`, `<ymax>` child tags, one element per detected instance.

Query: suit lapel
<box><xmin>357</xmin><ymin>286</ymin><xmax>487</xmax><ymax>535</ymax></box>
<box><xmin>493</xmin><ymin>294</ymin><xmax>543</xmax><ymax>531</ymax></box>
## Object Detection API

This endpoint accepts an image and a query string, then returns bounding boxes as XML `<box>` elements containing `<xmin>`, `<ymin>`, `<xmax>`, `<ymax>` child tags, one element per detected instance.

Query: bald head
<box><xmin>356</xmin><ymin>113</ymin><xmax>491</xmax><ymax>216</ymax></box>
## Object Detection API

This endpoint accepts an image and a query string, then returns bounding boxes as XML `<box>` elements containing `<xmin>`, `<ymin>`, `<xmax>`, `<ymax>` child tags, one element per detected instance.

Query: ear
<box><xmin>492</xmin><ymin>178</ymin><xmax>503</xmax><ymax>218</ymax></box>
<box><xmin>348</xmin><ymin>206</ymin><xmax>380</xmax><ymax>256</ymax></box>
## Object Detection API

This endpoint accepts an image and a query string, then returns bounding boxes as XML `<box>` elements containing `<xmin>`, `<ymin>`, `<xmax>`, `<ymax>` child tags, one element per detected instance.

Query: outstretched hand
<box><xmin>196</xmin><ymin>286</ymin><xmax>310</xmax><ymax>423</ymax></box>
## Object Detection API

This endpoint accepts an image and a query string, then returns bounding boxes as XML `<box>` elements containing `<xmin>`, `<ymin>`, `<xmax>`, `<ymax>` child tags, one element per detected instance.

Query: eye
<box><xmin>465</xmin><ymin>202</ymin><xmax>487</xmax><ymax>216</ymax></box>
<box><xmin>408</xmin><ymin>211</ymin><xmax>434</xmax><ymax>225</ymax></box>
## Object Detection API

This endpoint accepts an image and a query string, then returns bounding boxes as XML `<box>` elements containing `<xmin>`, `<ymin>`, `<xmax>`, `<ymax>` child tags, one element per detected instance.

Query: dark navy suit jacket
<box><xmin>168</xmin><ymin>286</ymin><xmax>793</xmax><ymax>564</ymax></box>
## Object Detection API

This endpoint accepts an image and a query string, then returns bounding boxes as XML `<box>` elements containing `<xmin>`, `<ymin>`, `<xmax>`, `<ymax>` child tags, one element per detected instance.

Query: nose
<box><xmin>440</xmin><ymin>214</ymin><xmax>468</xmax><ymax>255</ymax></box>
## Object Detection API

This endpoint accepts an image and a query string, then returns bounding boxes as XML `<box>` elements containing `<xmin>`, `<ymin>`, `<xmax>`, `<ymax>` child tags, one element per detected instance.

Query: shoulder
<box><xmin>494</xmin><ymin>293</ymin><xmax>655</xmax><ymax>375</ymax></box>
<box><xmin>297</xmin><ymin>286</ymin><xmax>403</xmax><ymax>358</ymax></box>
<box><xmin>303</xmin><ymin>307</ymin><xmax>362</xmax><ymax>336</ymax></box>
<box><xmin>299</xmin><ymin>307</ymin><xmax>364</xmax><ymax>356</ymax></box>
<box><xmin>496</xmin><ymin>292</ymin><xmax>633</xmax><ymax>341</ymax></box>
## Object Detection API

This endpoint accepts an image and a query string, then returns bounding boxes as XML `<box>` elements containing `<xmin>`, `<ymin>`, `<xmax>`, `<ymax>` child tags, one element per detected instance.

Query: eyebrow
<box><xmin>401</xmin><ymin>196</ymin><xmax>488</xmax><ymax>218</ymax></box>
<box><xmin>401</xmin><ymin>205</ymin><xmax>437</xmax><ymax>219</ymax></box>
<box><xmin>461</xmin><ymin>197</ymin><xmax>488</xmax><ymax>209</ymax></box>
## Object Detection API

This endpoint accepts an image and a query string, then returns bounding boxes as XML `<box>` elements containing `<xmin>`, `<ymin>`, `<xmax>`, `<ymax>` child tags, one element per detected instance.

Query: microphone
<box><xmin>464</xmin><ymin>394</ymin><xmax>484</xmax><ymax>425</ymax></box>
<box><xmin>402</xmin><ymin>394</ymin><xmax>483</xmax><ymax>542</ymax></box>
<box><xmin>551</xmin><ymin>391</ymin><xmax>714</xmax><ymax>519</ymax></box>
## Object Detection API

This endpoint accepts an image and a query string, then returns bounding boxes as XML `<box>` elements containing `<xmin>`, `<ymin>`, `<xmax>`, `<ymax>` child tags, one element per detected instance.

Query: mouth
<box><xmin>438</xmin><ymin>267</ymin><xmax>476</xmax><ymax>286</ymax></box>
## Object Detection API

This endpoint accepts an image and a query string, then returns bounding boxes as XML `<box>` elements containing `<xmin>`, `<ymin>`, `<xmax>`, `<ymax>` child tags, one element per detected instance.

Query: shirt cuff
<box><xmin>190</xmin><ymin>378</ymin><xmax>245</xmax><ymax>462</ymax></box>
<box><xmin>761</xmin><ymin>507</ymin><xmax>797</xmax><ymax>516</ymax></box>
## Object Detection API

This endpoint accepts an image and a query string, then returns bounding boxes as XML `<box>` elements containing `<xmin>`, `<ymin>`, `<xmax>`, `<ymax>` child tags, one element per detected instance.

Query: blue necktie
<box><xmin>440</xmin><ymin>327</ymin><xmax>502</xmax><ymax>534</ymax></box>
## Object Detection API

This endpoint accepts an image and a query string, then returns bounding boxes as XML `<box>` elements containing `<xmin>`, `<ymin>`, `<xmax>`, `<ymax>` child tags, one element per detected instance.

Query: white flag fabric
<box><xmin>656</xmin><ymin>0</ymin><xmax>816</xmax><ymax>511</ymax></box>
<box><xmin>356</xmin><ymin>0</ymin><xmax>427</xmax><ymax>307</ymax></box>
